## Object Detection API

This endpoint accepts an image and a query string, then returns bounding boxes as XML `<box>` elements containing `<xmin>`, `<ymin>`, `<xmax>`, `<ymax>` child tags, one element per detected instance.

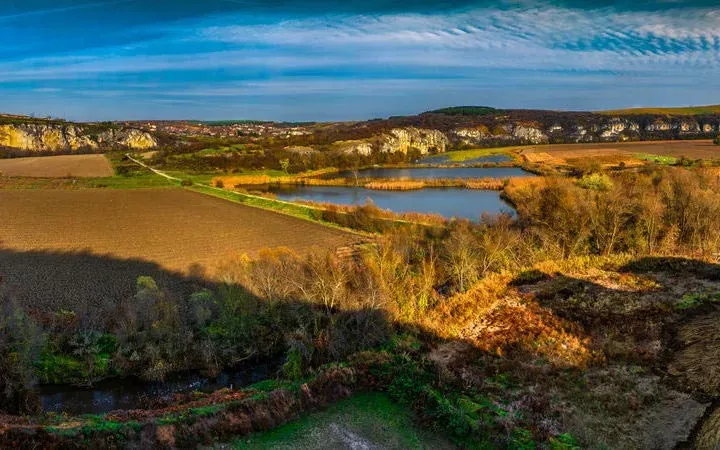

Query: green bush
<box><xmin>576</xmin><ymin>173</ymin><xmax>613</xmax><ymax>191</ymax></box>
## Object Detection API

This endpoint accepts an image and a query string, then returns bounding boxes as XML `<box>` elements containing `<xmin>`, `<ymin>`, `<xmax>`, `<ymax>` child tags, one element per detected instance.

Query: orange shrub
<box><xmin>364</xmin><ymin>181</ymin><xmax>426</xmax><ymax>190</ymax></box>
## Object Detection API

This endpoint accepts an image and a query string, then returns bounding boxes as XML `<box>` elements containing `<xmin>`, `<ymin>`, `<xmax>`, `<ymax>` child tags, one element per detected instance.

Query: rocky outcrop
<box><xmin>452</xmin><ymin>123</ymin><xmax>547</xmax><ymax>145</ymax></box>
<box><xmin>332</xmin><ymin>140</ymin><xmax>373</xmax><ymax>156</ymax></box>
<box><xmin>0</xmin><ymin>123</ymin><xmax>157</xmax><ymax>152</ymax></box>
<box><xmin>598</xmin><ymin>118</ymin><xmax>640</xmax><ymax>140</ymax></box>
<box><xmin>512</xmin><ymin>124</ymin><xmax>548</xmax><ymax>144</ymax></box>
<box><xmin>98</xmin><ymin>128</ymin><xmax>157</xmax><ymax>150</ymax></box>
<box><xmin>379</xmin><ymin>128</ymin><xmax>449</xmax><ymax>154</ymax></box>
<box><xmin>454</xmin><ymin>125</ymin><xmax>491</xmax><ymax>142</ymax></box>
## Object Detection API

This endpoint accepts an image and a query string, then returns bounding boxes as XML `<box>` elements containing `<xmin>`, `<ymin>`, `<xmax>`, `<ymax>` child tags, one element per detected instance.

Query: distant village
<box><xmin>124</xmin><ymin>121</ymin><xmax>312</xmax><ymax>139</ymax></box>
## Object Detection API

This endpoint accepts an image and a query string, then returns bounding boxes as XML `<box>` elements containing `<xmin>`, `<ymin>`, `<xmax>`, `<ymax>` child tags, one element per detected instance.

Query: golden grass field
<box><xmin>520</xmin><ymin>140</ymin><xmax>719</xmax><ymax>167</ymax></box>
<box><xmin>0</xmin><ymin>154</ymin><xmax>114</xmax><ymax>177</ymax></box>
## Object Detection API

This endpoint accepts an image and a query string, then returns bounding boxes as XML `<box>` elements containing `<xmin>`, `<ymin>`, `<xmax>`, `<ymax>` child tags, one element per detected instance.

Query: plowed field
<box><xmin>520</xmin><ymin>139</ymin><xmax>719</xmax><ymax>167</ymax></box>
<box><xmin>0</xmin><ymin>154</ymin><xmax>114</xmax><ymax>177</ymax></box>
<box><xmin>0</xmin><ymin>188</ymin><xmax>358</xmax><ymax>310</ymax></box>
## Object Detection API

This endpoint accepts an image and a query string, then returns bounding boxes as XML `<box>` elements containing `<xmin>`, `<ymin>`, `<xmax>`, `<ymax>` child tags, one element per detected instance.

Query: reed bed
<box><xmin>296</xmin><ymin>199</ymin><xmax>451</xmax><ymax>226</ymax></box>
<box><xmin>212</xmin><ymin>168</ymin><xmax>341</xmax><ymax>187</ymax></box>
<box><xmin>214</xmin><ymin>175</ymin><xmax>349</xmax><ymax>187</ymax></box>
<box><xmin>463</xmin><ymin>178</ymin><xmax>505</xmax><ymax>190</ymax></box>
<box><xmin>364</xmin><ymin>180</ymin><xmax>426</xmax><ymax>190</ymax></box>
<box><xmin>215</xmin><ymin>174</ymin><xmax>511</xmax><ymax>191</ymax></box>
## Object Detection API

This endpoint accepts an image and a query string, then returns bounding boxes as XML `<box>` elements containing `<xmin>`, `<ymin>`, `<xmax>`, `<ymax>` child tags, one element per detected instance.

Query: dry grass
<box><xmin>429</xmin><ymin>271</ymin><xmax>597</xmax><ymax>368</ymax></box>
<box><xmin>0</xmin><ymin>154</ymin><xmax>114</xmax><ymax>178</ymax></box>
<box><xmin>696</xmin><ymin>406</ymin><xmax>720</xmax><ymax>450</ymax></box>
<box><xmin>213</xmin><ymin>169</ymin><xmax>341</xmax><ymax>187</ymax></box>
<box><xmin>216</xmin><ymin>175</ymin><xmax>509</xmax><ymax>192</ymax></box>
<box><xmin>520</xmin><ymin>140</ymin><xmax>720</xmax><ymax>169</ymax></box>
<box><xmin>0</xmin><ymin>188</ymin><xmax>358</xmax><ymax>278</ymax></box>
<box><xmin>364</xmin><ymin>180</ymin><xmax>425</xmax><ymax>190</ymax></box>
<box><xmin>464</xmin><ymin>178</ymin><xmax>506</xmax><ymax>190</ymax></box>
<box><xmin>668</xmin><ymin>310</ymin><xmax>720</xmax><ymax>396</ymax></box>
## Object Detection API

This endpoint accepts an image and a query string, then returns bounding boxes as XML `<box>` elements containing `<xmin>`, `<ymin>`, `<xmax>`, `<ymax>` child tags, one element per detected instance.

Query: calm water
<box><xmin>337</xmin><ymin>166</ymin><xmax>531</xmax><ymax>179</ymax></box>
<box><xmin>39</xmin><ymin>361</ymin><xmax>277</xmax><ymax>415</ymax></box>
<box><xmin>270</xmin><ymin>186</ymin><xmax>514</xmax><ymax>220</ymax></box>
<box><xmin>418</xmin><ymin>153</ymin><xmax>513</xmax><ymax>165</ymax></box>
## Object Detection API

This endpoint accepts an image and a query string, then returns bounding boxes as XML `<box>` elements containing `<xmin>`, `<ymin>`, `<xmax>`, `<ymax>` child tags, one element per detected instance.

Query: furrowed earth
<box><xmin>520</xmin><ymin>139</ymin><xmax>720</xmax><ymax>167</ymax></box>
<box><xmin>0</xmin><ymin>154</ymin><xmax>114</xmax><ymax>177</ymax></box>
<box><xmin>0</xmin><ymin>188</ymin><xmax>359</xmax><ymax>309</ymax></box>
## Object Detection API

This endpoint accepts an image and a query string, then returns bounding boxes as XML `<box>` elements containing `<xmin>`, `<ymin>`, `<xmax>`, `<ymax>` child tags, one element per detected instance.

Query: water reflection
<box><xmin>270</xmin><ymin>186</ymin><xmax>515</xmax><ymax>220</ymax></box>
<box><xmin>40</xmin><ymin>362</ymin><xmax>277</xmax><ymax>415</ymax></box>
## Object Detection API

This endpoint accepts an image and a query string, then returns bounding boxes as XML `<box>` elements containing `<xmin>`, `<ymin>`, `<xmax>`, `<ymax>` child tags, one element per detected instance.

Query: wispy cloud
<box><xmin>3</xmin><ymin>1</ymin><xmax>720</xmax><ymax>120</ymax></box>
<box><xmin>0</xmin><ymin>0</ymin><xmax>137</xmax><ymax>22</ymax></box>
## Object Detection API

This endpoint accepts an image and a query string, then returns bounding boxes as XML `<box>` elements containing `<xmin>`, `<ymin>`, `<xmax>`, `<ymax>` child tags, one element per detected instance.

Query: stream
<box><xmin>39</xmin><ymin>361</ymin><xmax>278</xmax><ymax>415</ymax></box>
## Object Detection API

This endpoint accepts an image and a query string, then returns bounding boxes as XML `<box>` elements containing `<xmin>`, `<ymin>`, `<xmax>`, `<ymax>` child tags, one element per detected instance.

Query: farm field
<box><xmin>0</xmin><ymin>154</ymin><xmax>114</xmax><ymax>177</ymax></box>
<box><xmin>520</xmin><ymin>139</ymin><xmax>719</xmax><ymax>167</ymax></box>
<box><xmin>0</xmin><ymin>188</ymin><xmax>358</xmax><ymax>310</ymax></box>
<box><xmin>599</xmin><ymin>105</ymin><xmax>720</xmax><ymax>115</ymax></box>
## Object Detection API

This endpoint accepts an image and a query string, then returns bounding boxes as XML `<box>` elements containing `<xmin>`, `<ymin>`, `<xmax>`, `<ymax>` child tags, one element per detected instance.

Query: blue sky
<box><xmin>2</xmin><ymin>0</ymin><xmax>720</xmax><ymax>121</ymax></box>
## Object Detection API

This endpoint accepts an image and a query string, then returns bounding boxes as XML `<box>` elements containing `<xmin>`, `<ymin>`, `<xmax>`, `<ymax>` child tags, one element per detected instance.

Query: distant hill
<box><xmin>424</xmin><ymin>106</ymin><xmax>502</xmax><ymax>116</ymax></box>
<box><xmin>599</xmin><ymin>105</ymin><xmax>720</xmax><ymax>116</ymax></box>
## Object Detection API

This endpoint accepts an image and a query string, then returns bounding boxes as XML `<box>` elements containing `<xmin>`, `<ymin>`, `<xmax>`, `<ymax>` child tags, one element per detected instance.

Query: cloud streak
<box><xmin>3</xmin><ymin>1</ymin><xmax>720</xmax><ymax>120</ymax></box>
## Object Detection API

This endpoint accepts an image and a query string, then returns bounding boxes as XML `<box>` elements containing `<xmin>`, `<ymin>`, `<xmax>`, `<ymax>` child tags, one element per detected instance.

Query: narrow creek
<box><xmin>39</xmin><ymin>361</ymin><xmax>279</xmax><ymax>415</ymax></box>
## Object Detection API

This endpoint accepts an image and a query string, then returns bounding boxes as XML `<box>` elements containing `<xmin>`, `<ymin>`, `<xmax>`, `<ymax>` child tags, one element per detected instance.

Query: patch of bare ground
<box><xmin>0</xmin><ymin>188</ymin><xmax>360</xmax><ymax>311</ymax></box>
<box><xmin>139</xmin><ymin>150</ymin><xmax>158</xmax><ymax>159</ymax></box>
<box><xmin>0</xmin><ymin>154</ymin><xmax>114</xmax><ymax>177</ymax></box>
<box><xmin>0</xmin><ymin>188</ymin><xmax>357</xmax><ymax>275</ymax></box>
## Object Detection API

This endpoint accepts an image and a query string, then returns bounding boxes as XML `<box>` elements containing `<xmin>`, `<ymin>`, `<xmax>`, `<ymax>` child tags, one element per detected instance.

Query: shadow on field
<box><xmin>620</xmin><ymin>256</ymin><xmax>720</xmax><ymax>281</ymax></box>
<box><xmin>0</xmin><ymin>248</ymin><xmax>213</xmax><ymax>326</ymax></box>
<box><xmin>5</xmin><ymin>248</ymin><xmax>720</xmax><ymax>448</ymax></box>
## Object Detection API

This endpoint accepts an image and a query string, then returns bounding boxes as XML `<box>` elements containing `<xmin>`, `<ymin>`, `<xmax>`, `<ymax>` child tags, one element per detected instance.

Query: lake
<box><xmin>337</xmin><ymin>166</ymin><xmax>531</xmax><ymax>179</ymax></box>
<box><xmin>269</xmin><ymin>186</ymin><xmax>515</xmax><ymax>220</ymax></box>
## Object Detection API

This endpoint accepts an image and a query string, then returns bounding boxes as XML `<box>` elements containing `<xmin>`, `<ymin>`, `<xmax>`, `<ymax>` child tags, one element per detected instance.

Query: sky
<box><xmin>1</xmin><ymin>0</ymin><xmax>720</xmax><ymax>121</ymax></box>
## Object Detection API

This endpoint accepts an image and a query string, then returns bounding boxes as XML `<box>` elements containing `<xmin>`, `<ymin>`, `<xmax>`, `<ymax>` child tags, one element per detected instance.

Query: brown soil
<box><xmin>0</xmin><ymin>188</ymin><xmax>359</xmax><ymax>311</ymax></box>
<box><xmin>520</xmin><ymin>140</ymin><xmax>720</xmax><ymax>168</ymax></box>
<box><xmin>523</xmin><ymin>140</ymin><xmax>718</xmax><ymax>157</ymax></box>
<box><xmin>0</xmin><ymin>188</ymin><xmax>356</xmax><ymax>274</ymax></box>
<box><xmin>0</xmin><ymin>154</ymin><xmax>114</xmax><ymax>177</ymax></box>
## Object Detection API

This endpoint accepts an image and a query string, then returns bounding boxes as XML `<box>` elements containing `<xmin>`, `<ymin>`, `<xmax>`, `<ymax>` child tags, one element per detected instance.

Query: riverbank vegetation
<box><xmin>3</xmin><ymin>165</ymin><xmax>720</xmax><ymax>447</ymax></box>
<box><xmin>213</xmin><ymin>174</ymin><xmax>509</xmax><ymax>191</ymax></box>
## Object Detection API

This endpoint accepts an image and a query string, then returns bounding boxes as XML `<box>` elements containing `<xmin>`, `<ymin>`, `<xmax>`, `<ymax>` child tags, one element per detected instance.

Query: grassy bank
<box><xmin>234</xmin><ymin>392</ymin><xmax>455</xmax><ymax>449</ymax></box>
<box><xmin>188</xmin><ymin>184</ymin><xmax>449</xmax><ymax>232</ymax></box>
<box><xmin>440</xmin><ymin>147</ymin><xmax>521</xmax><ymax>163</ymax></box>
<box><xmin>187</xmin><ymin>183</ymin><xmax>325</xmax><ymax>223</ymax></box>
<box><xmin>0</xmin><ymin>173</ymin><xmax>176</xmax><ymax>190</ymax></box>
